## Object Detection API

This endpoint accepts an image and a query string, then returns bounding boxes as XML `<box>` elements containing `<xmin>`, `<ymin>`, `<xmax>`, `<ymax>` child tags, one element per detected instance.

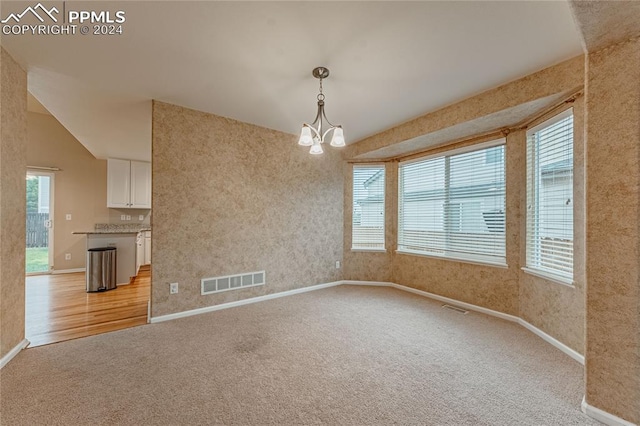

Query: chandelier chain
<box><xmin>317</xmin><ymin>77</ymin><xmax>324</xmax><ymax>101</ymax></box>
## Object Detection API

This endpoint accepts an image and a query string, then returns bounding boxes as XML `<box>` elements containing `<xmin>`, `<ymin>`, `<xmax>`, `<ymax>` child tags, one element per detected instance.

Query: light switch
<box><xmin>126</xmin><ymin>215</ymin><xmax>131</xmax><ymax>221</ymax></box>
<box><xmin>120</xmin><ymin>215</ymin><xmax>126</xmax><ymax>221</ymax></box>
<box><xmin>139</xmin><ymin>215</ymin><xmax>144</xmax><ymax>221</ymax></box>
<box><xmin>65</xmin><ymin>214</ymin><xmax>72</xmax><ymax>221</ymax></box>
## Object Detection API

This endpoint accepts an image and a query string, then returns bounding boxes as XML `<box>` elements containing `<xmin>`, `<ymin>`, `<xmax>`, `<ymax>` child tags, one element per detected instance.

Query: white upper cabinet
<box><xmin>130</xmin><ymin>161</ymin><xmax>152</xmax><ymax>208</ymax></box>
<box><xmin>107</xmin><ymin>159</ymin><xmax>151</xmax><ymax>209</ymax></box>
<box><xmin>107</xmin><ymin>159</ymin><xmax>131</xmax><ymax>208</ymax></box>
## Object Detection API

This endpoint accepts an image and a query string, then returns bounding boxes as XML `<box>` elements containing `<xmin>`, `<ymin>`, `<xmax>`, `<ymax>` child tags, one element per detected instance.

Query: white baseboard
<box><xmin>388</xmin><ymin>283</ymin><xmax>584</xmax><ymax>364</ymax></box>
<box><xmin>342</xmin><ymin>280</ymin><xmax>394</xmax><ymax>287</ymax></box>
<box><xmin>0</xmin><ymin>339</ymin><xmax>29</xmax><ymax>369</ymax></box>
<box><xmin>343</xmin><ymin>280</ymin><xmax>519</xmax><ymax>324</ymax></box>
<box><xmin>390</xmin><ymin>283</ymin><xmax>520</xmax><ymax>323</ymax></box>
<box><xmin>582</xmin><ymin>396</ymin><xmax>637</xmax><ymax>426</ymax></box>
<box><xmin>150</xmin><ymin>280</ymin><xmax>343</xmax><ymax>323</ymax></box>
<box><xmin>519</xmin><ymin>319</ymin><xmax>584</xmax><ymax>364</ymax></box>
<box><xmin>52</xmin><ymin>268</ymin><xmax>85</xmax><ymax>274</ymax></box>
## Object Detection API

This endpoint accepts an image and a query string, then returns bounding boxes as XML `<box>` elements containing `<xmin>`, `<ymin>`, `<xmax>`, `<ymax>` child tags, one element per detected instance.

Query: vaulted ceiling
<box><xmin>1</xmin><ymin>2</ymin><xmax>589</xmax><ymax>161</ymax></box>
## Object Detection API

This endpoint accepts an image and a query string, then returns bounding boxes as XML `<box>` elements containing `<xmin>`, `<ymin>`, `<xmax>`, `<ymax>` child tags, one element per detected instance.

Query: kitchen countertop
<box><xmin>73</xmin><ymin>229</ymin><xmax>151</xmax><ymax>235</ymax></box>
<box><xmin>73</xmin><ymin>224</ymin><xmax>151</xmax><ymax>235</ymax></box>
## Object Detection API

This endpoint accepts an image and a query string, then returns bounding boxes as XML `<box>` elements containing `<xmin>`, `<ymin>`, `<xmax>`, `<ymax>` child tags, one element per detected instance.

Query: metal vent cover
<box><xmin>442</xmin><ymin>304</ymin><xmax>469</xmax><ymax>314</ymax></box>
<box><xmin>201</xmin><ymin>270</ymin><xmax>265</xmax><ymax>295</ymax></box>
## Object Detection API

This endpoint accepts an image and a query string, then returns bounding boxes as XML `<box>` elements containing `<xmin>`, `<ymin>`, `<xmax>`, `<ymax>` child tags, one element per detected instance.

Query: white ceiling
<box><xmin>1</xmin><ymin>1</ymin><xmax>583</xmax><ymax>161</ymax></box>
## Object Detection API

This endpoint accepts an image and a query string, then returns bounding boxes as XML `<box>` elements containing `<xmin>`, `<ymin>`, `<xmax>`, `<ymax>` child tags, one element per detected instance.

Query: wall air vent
<box><xmin>442</xmin><ymin>304</ymin><xmax>469</xmax><ymax>314</ymax></box>
<box><xmin>201</xmin><ymin>270</ymin><xmax>265</xmax><ymax>295</ymax></box>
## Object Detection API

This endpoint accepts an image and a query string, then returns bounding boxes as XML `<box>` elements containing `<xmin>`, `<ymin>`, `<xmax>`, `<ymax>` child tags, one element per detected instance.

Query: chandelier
<box><xmin>298</xmin><ymin>67</ymin><xmax>345</xmax><ymax>154</ymax></box>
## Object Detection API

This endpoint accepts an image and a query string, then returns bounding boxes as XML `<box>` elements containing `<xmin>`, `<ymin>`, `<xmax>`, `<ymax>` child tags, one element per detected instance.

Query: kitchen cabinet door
<box><xmin>107</xmin><ymin>159</ymin><xmax>131</xmax><ymax>208</ymax></box>
<box><xmin>144</xmin><ymin>233</ymin><xmax>151</xmax><ymax>265</ymax></box>
<box><xmin>136</xmin><ymin>233</ymin><xmax>144</xmax><ymax>273</ymax></box>
<box><xmin>131</xmin><ymin>161</ymin><xmax>152</xmax><ymax>209</ymax></box>
<box><xmin>107</xmin><ymin>159</ymin><xmax>151</xmax><ymax>209</ymax></box>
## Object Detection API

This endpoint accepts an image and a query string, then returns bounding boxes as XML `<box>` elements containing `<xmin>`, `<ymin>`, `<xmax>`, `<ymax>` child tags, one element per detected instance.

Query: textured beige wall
<box><xmin>391</xmin><ymin>131</ymin><xmax>519</xmax><ymax>316</ymax></box>
<box><xmin>569</xmin><ymin>1</ymin><xmax>640</xmax><ymax>53</ymax></box>
<box><xmin>519</xmin><ymin>99</ymin><xmax>586</xmax><ymax>354</ymax></box>
<box><xmin>27</xmin><ymin>112</ymin><xmax>112</xmax><ymax>270</ymax></box>
<box><xmin>0</xmin><ymin>48</ymin><xmax>27</xmax><ymax>358</ymax></box>
<box><xmin>584</xmin><ymin>37</ymin><xmax>640</xmax><ymax>424</ymax></box>
<box><xmin>151</xmin><ymin>101</ymin><xmax>343</xmax><ymax>317</ymax></box>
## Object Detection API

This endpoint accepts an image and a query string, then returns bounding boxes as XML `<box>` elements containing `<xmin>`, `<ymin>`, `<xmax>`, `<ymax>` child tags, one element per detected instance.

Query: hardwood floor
<box><xmin>25</xmin><ymin>266</ymin><xmax>150</xmax><ymax>347</ymax></box>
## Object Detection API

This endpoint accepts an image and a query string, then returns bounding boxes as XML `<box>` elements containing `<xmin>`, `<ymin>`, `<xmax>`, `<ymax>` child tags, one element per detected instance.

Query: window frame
<box><xmin>524</xmin><ymin>108</ymin><xmax>575</xmax><ymax>286</ymax></box>
<box><xmin>396</xmin><ymin>139</ymin><xmax>507</xmax><ymax>267</ymax></box>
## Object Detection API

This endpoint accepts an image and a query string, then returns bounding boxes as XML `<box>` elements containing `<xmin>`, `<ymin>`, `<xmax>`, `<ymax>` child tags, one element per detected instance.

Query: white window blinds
<box><xmin>398</xmin><ymin>141</ymin><xmax>506</xmax><ymax>265</ymax></box>
<box><xmin>352</xmin><ymin>165</ymin><xmax>385</xmax><ymax>250</ymax></box>
<box><xmin>526</xmin><ymin>109</ymin><xmax>574</xmax><ymax>282</ymax></box>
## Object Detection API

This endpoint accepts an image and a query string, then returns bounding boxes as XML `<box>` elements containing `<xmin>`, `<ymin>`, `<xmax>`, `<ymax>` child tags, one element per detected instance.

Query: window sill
<box><xmin>351</xmin><ymin>248</ymin><xmax>387</xmax><ymax>253</ymax></box>
<box><xmin>521</xmin><ymin>267</ymin><xmax>574</xmax><ymax>287</ymax></box>
<box><xmin>396</xmin><ymin>249</ymin><xmax>508</xmax><ymax>269</ymax></box>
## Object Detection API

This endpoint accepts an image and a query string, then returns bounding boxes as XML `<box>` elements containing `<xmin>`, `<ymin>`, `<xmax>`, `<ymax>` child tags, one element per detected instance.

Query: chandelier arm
<box><xmin>322</xmin><ymin>126</ymin><xmax>337</xmax><ymax>142</ymax></box>
<box><xmin>303</xmin><ymin>122</ymin><xmax>322</xmax><ymax>140</ymax></box>
<box><xmin>318</xmin><ymin>104</ymin><xmax>324</xmax><ymax>138</ymax></box>
<box><xmin>321</xmin><ymin>107</ymin><xmax>339</xmax><ymax>128</ymax></box>
<box><xmin>309</xmin><ymin>101</ymin><xmax>323</xmax><ymax>127</ymax></box>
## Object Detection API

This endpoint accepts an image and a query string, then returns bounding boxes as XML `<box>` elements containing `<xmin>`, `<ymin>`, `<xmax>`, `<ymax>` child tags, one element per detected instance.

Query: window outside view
<box><xmin>526</xmin><ymin>111</ymin><xmax>574</xmax><ymax>280</ymax></box>
<box><xmin>26</xmin><ymin>174</ymin><xmax>51</xmax><ymax>273</ymax></box>
<box><xmin>352</xmin><ymin>166</ymin><xmax>385</xmax><ymax>249</ymax></box>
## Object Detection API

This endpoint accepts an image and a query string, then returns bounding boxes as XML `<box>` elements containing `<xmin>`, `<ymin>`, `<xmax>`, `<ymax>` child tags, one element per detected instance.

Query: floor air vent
<box><xmin>442</xmin><ymin>304</ymin><xmax>469</xmax><ymax>314</ymax></box>
<box><xmin>201</xmin><ymin>271</ymin><xmax>265</xmax><ymax>295</ymax></box>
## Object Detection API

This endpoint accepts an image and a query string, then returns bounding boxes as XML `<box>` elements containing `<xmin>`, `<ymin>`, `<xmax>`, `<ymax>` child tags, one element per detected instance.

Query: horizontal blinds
<box><xmin>398</xmin><ymin>143</ymin><xmax>506</xmax><ymax>264</ymax></box>
<box><xmin>352</xmin><ymin>165</ymin><xmax>385</xmax><ymax>249</ymax></box>
<box><xmin>526</xmin><ymin>110</ymin><xmax>573</xmax><ymax>280</ymax></box>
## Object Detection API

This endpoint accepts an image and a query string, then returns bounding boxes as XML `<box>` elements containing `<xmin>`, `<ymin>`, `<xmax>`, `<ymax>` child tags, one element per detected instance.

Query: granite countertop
<box><xmin>73</xmin><ymin>224</ymin><xmax>151</xmax><ymax>235</ymax></box>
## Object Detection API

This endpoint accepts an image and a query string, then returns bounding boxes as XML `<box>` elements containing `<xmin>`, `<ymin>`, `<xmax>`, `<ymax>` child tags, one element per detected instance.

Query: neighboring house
<box><xmin>355</xmin><ymin>169</ymin><xmax>385</xmax><ymax>228</ymax></box>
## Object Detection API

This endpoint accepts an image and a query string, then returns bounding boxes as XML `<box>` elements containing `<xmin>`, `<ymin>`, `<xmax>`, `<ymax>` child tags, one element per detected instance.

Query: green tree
<box><xmin>26</xmin><ymin>177</ymin><xmax>39</xmax><ymax>213</ymax></box>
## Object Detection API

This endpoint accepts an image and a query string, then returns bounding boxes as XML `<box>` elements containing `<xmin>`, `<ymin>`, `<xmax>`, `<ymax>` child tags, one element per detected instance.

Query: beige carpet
<box><xmin>1</xmin><ymin>285</ymin><xmax>598</xmax><ymax>425</ymax></box>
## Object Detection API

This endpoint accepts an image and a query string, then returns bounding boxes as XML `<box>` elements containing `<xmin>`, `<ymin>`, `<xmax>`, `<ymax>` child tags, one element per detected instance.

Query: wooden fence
<box><xmin>26</xmin><ymin>212</ymin><xmax>49</xmax><ymax>248</ymax></box>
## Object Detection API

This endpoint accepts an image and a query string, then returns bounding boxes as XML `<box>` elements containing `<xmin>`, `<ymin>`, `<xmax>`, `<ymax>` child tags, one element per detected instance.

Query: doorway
<box><xmin>23</xmin><ymin>168</ymin><xmax>150</xmax><ymax>347</ymax></box>
<box><xmin>25</xmin><ymin>171</ymin><xmax>54</xmax><ymax>274</ymax></box>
